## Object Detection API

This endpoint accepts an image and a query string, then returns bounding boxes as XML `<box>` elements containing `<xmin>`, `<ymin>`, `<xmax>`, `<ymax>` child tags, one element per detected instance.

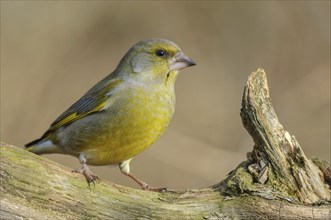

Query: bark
<box><xmin>1</xmin><ymin>69</ymin><xmax>330</xmax><ymax>219</ymax></box>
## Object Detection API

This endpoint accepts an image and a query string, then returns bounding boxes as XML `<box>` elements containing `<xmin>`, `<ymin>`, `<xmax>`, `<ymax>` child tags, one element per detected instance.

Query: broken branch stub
<box><xmin>240</xmin><ymin>68</ymin><xmax>330</xmax><ymax>204</ymax></box>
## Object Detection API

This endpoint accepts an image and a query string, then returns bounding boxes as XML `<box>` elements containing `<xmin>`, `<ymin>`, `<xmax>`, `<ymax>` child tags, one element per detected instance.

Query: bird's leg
<box><xmin>72</xmin><ymin>154</ymin><xmax>100</xmax><ymax>187</ymax></box>
<box><xmin>119</xmin><ymin>159</ymin><xmax>167</xmax><ymax>192</ymax></box>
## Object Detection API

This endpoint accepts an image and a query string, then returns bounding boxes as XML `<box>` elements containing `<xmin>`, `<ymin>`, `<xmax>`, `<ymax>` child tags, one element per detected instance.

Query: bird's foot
<box><xmin>126</xmin><ymin>172</ymin><xmax>167</xmax><ymax>192</ymax></box>
<box><xmin>141</xmin><ymin>184</ymin><xmax>168</xmax><ymax>193</ymax></box>
<box><xmin>72</xmin><ymin>164</ymin><xmax>100</xmax><ymax>187</ymax></box>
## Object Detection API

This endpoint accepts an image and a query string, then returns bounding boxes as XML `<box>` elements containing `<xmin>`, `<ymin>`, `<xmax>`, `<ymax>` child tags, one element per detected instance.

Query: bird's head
<box><xmin>117</xmin><ymin>38</ymin><xmax>196</xmax><ymax>84</ymax></box>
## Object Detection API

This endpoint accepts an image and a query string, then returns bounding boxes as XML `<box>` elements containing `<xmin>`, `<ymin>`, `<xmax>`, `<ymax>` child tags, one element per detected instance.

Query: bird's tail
<box><xmin>25</xmin><ymin>138</ymin><xmax>60</xmax><ymax>155</ymax></box>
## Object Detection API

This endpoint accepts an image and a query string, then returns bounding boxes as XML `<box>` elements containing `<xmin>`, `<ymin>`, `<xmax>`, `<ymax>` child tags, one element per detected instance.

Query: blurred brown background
<box><xmin>1</xmin><ymin>1</ymin><xmax>330</xmax><ymax>190</ymax></box>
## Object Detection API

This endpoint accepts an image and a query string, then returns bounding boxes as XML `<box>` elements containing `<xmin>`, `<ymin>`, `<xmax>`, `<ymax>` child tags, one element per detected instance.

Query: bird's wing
<box><xmin>42</xmin><ymin>78</ymin><xmax>122</xmax><ymax>138</ymax></box>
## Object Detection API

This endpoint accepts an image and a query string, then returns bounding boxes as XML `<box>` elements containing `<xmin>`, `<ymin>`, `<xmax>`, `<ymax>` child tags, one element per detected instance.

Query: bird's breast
<box><xmin>113</xmin><ymin>85</ymin><xmax>175</xmax><ymax>144</ymax></box>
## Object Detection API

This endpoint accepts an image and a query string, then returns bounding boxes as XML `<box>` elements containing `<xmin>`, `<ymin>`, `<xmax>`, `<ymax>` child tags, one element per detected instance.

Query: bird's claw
<box><xmin>72</xmin><ymin>164</ymin><xmax>100</xmax><ymax>188</ymax></box>
<box><xmin>141</xmin><ymin>184</ymin><xmax>168</xmax><ymax>192</ymax></box>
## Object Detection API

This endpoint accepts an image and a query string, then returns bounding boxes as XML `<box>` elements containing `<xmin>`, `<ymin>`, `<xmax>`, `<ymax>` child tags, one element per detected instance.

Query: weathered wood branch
<box><xmin>239</xmin><ymin>69</ymin><xmax>330</xmax><ymax>204</ymax></box>
<box><xmin>1</xmin><ymin>69</ymin><xmax>330</xmax><ymax>219</ymax></box>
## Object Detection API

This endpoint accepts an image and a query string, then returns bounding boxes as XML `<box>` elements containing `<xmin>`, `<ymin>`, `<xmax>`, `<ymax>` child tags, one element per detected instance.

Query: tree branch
<box><xmin>1</xmin><ymin>69</ymin><xmax>330</xmax><ymax>219</ymax></box>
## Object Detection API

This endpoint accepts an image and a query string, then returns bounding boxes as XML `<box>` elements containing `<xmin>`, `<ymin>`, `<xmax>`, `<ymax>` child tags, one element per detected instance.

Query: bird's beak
<box><xmin>169</xmin><ymin>52</ymin><xmax>196</xmax><ymax>71</ymax></box>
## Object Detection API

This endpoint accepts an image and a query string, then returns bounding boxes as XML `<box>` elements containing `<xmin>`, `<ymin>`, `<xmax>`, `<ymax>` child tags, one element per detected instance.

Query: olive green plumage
<box><xmin>26</xmin><ymin>38</ymin><xmax>195</xmax><ymax>190</ymax></box>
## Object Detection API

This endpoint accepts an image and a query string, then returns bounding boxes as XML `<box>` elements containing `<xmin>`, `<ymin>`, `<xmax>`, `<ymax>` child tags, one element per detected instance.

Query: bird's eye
<box><xmin>155</xmin><ymin>49</ymin><xmax>166</xmax><ymax>57</ymax></box>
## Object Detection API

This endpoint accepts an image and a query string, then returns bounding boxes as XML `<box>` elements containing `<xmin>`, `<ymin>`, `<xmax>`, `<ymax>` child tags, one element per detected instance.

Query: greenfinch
<box><xmin>26</xmin><ymin>38</ymin><xmax>196</xmax><ymax>191</ymax></box>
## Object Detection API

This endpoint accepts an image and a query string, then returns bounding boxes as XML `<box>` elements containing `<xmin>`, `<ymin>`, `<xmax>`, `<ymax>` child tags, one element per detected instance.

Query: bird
<box><xmin>25</xmin><ymin>38</ymin><xmax>196</xmax><ymax>192</ymax></box>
